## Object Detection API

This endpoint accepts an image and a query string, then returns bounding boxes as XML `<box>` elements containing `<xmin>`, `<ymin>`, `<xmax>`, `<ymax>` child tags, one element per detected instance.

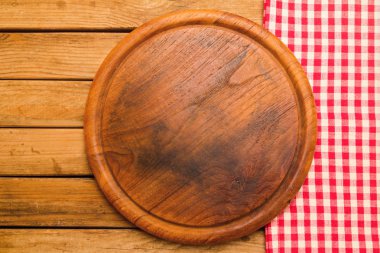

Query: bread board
<box><xmin>84</xmin><ymin>10</ymin><xmax>317</xmax><ymax>245</ymax></box>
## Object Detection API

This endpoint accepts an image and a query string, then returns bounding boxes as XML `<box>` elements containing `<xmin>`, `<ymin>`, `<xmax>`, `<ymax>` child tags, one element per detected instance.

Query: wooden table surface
<box><xmin>0</xmin><ymin>1</ymin><xmax>266</xmax><ymax>252</ymax></box>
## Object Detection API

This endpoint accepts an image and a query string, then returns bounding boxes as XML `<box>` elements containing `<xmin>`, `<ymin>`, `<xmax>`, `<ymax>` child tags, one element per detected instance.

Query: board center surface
<box><xmin>100</xmin><ymin>25</ymin><xmax>299</xmax><ymax>227</ymax></box>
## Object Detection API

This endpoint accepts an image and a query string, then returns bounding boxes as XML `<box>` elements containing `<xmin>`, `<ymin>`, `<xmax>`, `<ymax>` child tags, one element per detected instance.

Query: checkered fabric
<box><xmin>263</xmin><ymin>0</ymin><xmax>380</xmax><ymax>252</ymax></box>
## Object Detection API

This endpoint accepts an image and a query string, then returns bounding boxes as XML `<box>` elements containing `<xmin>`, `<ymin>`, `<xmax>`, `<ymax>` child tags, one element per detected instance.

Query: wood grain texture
<box><xmin>0</xmin><ymin>80</ymin><xmax>90</xmax><ymax>127</ymax></box>
<box><xmin>0</xmin><ymin>33</ymin><xmax>124</xmax><ymax>79</ymax></box>
<box><xmin>85</xmin><ymin>10</ymin><xmax>317</xmax><ymax>245</ymax></box>
<box><xmin>0</xmin><ymin>229</ymin><xmax>265</xmax><ymax>253</ymax></box>
<box><xmin>0</xmin><ymin>128</ymin><xmax>89</xmax><ymax>176</ymax></box>
<box><xmin>0</xmin><ymin>178</ymin><xmax>131</xmax><ymax>227</ymax></box>
<box><xmin>0</xmin><ymin>0</ymin><xmax>263</xmax><ymax>30</ymax></box>
<box><xmin>0</xmin><ymin>1</ymin><xmax>268</xmax><ymax>252</ymax></box>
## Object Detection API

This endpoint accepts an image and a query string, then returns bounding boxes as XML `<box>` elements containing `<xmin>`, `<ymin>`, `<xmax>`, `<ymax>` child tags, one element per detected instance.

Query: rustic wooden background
<box><xmin>0</xmin><ymin>1</ymin><xmax>266</xmax><ymax>252</ymax></box>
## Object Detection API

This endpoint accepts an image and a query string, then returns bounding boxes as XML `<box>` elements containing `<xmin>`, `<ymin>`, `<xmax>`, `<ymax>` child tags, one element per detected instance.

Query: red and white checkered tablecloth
<box><xmin>263</xmin><ymin>0</ymin><xmax>380</xmax><ymax>252</ymax></box>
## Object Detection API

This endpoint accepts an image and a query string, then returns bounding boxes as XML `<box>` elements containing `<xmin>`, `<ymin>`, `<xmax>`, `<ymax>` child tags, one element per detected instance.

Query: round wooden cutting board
<box><xmin>84</xmin><ymin>10</ymin><xmax>317</xmax><ymax>245</ymax></box>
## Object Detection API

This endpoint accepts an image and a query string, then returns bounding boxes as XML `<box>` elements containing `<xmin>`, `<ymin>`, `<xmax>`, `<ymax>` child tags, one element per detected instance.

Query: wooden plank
<box><xmin>0</xmin><ymin>229</ymin><xmax>265</xmax><ymax>252</ymax></box>
<box><xmin>0</xmin><ymin>33</ymin><xmax>124</xmax><ymax>79</ymax></box>
<box><xmin>0</xmin><ymin>0</ymin><xmax>263</xmax><ymax>31</ymax></box>
<box><xmin>0</xmin><ymin>128</ymin><xmax>89</xmax><ymax>176</ymax></box>
<box><xmin>0</xmin><ymin>178</ymin><xmax>131</xmax><ymax>227</ymax></box>
<box><xmin>0</xmin><ymin>80</ymin><xmax>90</xmax><ymax>127</ymax></box>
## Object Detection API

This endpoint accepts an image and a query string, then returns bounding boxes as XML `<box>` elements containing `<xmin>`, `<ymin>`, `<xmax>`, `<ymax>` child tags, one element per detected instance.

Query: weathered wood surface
<box><xmin>0</xmin><ymin>178</ymin><xmax>130</xmax><ymax>227</ymax></box>
<box><xmin>0</xmin><ymin>177</ymin><xmax>265</xmax><ymax>248</ymax></box>
<box><xmin>0</xmin><ymin>229</ymin><xmax>265</xmax><ymax>253</ymax></box>
<box><xmin>0</xmin><ymin>0</ymin><xmax>263</xmax><ymax>30</ymax></box>
<box><xmin>0</xmin><ymin>80</ymin><xmax>90</xmax><ymax>127</ymax></box>
<box><xmin>0</xmin><ymin>0</ymin><xmax>267</xmax><ymax>251</ymax></box>
<box><xmin>0</xmin><ymin>33</ymin><xmax>124</xmax><ymax>79</ymax></box>
<box><xmin>0</xmin><ymin>129</ymin><xmax>89</xmax><ymax>176</ymax></box>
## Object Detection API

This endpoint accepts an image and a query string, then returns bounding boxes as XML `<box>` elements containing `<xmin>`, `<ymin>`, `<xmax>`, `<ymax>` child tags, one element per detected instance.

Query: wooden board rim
<box><xmin>84</xmin><ymin>9</ymin><xmax>317</xmax><ymax>245</ymax></box>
